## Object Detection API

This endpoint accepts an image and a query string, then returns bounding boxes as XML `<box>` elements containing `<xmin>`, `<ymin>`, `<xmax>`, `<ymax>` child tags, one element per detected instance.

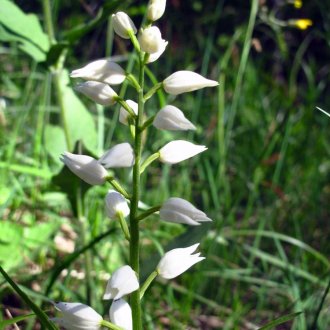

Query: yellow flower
<box><xmin>294</xmin><ymin>0</ymin><xmax>302</xmax><ymax>9</ymax></box>
<box><xmin>292</xmin><ymin>19</ymin><xmax>313</xmax><ymax>30</ymax></box>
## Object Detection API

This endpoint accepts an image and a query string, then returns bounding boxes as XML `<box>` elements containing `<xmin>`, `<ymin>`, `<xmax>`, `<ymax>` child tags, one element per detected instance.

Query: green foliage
<box><xmin>0</xmin><ymin>0</ymin><xmax>329</xmax><ymax>329</ymax></box>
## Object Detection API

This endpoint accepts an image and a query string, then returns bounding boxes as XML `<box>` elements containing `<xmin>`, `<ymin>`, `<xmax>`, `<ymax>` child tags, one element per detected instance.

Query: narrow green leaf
<box><xmin>0</xmin><ymin>266</ymin><xmax>57</xmax><ymax>330</ymax></box>
<box><xmin>0</xmin><ymin>313</ymin><xmax>35</xmax><ymax>327</ymax></box>
<box><xmin>258</xmin><ymin>311</ymin><xmax>302</xmax><ymax>330</ymax></box>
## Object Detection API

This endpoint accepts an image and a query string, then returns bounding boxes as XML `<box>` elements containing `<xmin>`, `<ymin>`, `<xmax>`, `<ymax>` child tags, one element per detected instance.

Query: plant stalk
<box><xmin>129</xmin><ymin>53</ymin><xmax>145</xmax><ymax>330</ymax></box>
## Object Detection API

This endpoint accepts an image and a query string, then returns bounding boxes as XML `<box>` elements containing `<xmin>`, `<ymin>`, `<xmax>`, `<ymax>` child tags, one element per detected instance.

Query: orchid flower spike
<box><xmin>60</xmin><ymin>152</ymin><xmax>108</xmax><ymax>185</ymax></box>
<box><xmin>159</xmin><ymin>140</ymin><xmax>207</xmax><ymax>164</ymax></box>
<box><xmin>103</xmin><ymin>265</ymin><xmax>139</xmax><ymax>300</ymax></box>
<box><xmin>163</xmin><ymin>70</ymin><xmax>219</xmax><ymax>95</ymax></box>
<box><xmin>110</xmin><ymin>299</ymin><xmax>133</xmax><ymax>330</ymax></box>
<box><xmin>160</xmin><ymin>197</ymin><xmax>212</xmax><ymax>225</ymax></box>
<box><xmin>52</xmin><ymin>302</ymin><xmax>102</xmax><ymax>330</ymax></box>
<box><xmin>157</xmin><ymin>243</ymin><xmax>205</xmax><ymax>279</ymax></box>
<box><xmin>153</xmin><ymin>105</ymin><xmax>196</xmax><ymax>131</ymax></box>
<box><xmin>112</xmin><ymin>12</ymin><xmax>137</xmax><ymax>39</ymax></box>
<box><xmin>74</xmin><ymin>81</ymin><xmax>118</xmax><ymax>106</ymax></box>
<box><xmin>99</xmin><ymin>143</ymin><xmax>135</xmax><ymax>168</ymax></box>
<box><xmin>70</xmin><ymin>59</ymin><xmax>126</xmax><ymax>85</ymax></box>
<box><xmin>105</xmin><ymin>190</ymin><xmax>130</xmax><ymax>219</ymax></box>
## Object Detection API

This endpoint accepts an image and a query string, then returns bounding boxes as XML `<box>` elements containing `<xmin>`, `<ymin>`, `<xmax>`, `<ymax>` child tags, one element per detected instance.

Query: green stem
<box><xmin>106</xmin><ymin>177</ymin><xmax>130</xmax><ymax>199</ymax></box>
<box><xmin>140</xmin><ymin>152</ymin><xmax>160</xmax><ymax>174</ymax></box>
<box><xmin>140</xmin><ymin>270</ymin><xmax>158</xmax><ymax>299</ymax></box>
<box><xmin>136</xmin><ymin>205</ymin><xmax>162</xmax><ymax>221</ymax></box>
<box><xmin>118</xmin><ymin>212</ymin><xmax>131</xmax><ymax>241</ymax></box>
<box><xmin>115</xmin><ymin>98</ymin><xmax>137</xmax><ymax>118</ymax></box>
<box><xmin>41</xmin><ymin>0</ymin><xmax>56</xmax><ymax>44</ymax></box>
<box><xmin>128</xmin><ymin>30</ymin><xmax>140</xmax><ymax>52</ymax></box>
<box><xmin>100</xmin><ymin>319</ymin><xmax>124</xmax><ymax>330</ymax></box>
<box><xmin>129</xmin><ymin>53</ymin><xmax>145</xmax><ymax>330</ymax></box>
<box><xmin>144</xmin><ymin>82</ymin><xmax>163</xmax><ymax>101</ymax></box>
<box><xmin>126</xmin><ymin>73</ymin><xmax>141</xmax><ymax>90</ymax></box>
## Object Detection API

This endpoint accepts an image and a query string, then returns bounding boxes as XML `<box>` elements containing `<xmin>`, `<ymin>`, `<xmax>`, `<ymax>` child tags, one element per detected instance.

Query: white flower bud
<box><xmin>146</xmin><ymin>41</ymin><xmax>168</xmax><ymax>63</ymax></box>
<box><xmin>112</xmin><ymin>12</ymin><xmax>137</xmax><ymax>39</ymax></box>
<box><xmin>75</xmin><ymin>81</ymin><xmax>118</xmax><ymax>106</ymax></box>
<box><xmin>153</xmin><ymin>105</ymin><xmax>196</xmax><ymax>131</ymax></box>
<box><xmin>157</xmin><ymin>243</ymin><xmax>204</xmax><ymax>279</ymax></box>
<box><xmin>139</xmin><ymin>26</ymin><xmax>167</xmax><ymax>54</ymax></box>
<box><xmin>70</xmin><ymin>59</ymin><xmax>126</xmax><ymax>85</ymax></box>
<box><xmin>160</xmin><ymin>197</ymin><xmax>212</xmax><ymax>225</ymax></box>
<box><xmin>103</xmin><ymin>265</ymin><xmax>139</xmax><ymax>300</ymax></box>
<box><xmin>147</xmin><ymin>0</ymin><xmax>166</xmax><ymax>21</ymax></box>
<box><xmin>52</xmin><ymin>302</ymin><xmax>102</xmax><ymax>330</ymax></box>
<box><xmin>159</xmin><ymin>140</ymin><xmax>207</xmax><ymax>164</ymax></box>
<box><xmin>110</xmin><ymin>299</ymin><xmax>132</xmax><ymax>330</ymax></box>
<box><xmin>119</xmin><ymin>100</ymin><xmax>138</xmax><ymax>125</ymax></box>
<box><xmin>99</xmin><ymin>143</ymin><xmax>135</xmax><ymax>168</ymax></box>
<box><xmin>60</xmin><ymin>152</ymin><xmax>108</xmax><ymax>185</ymax></box>
<box><xmin>163</xmin><ymin>71</ymin><xmax>219</xmax><ymax>95</ymax></box>
<box><xmin>105</xmin><ymin>190</ymin><xmax>130</xmax><ymax>219</ymax></box>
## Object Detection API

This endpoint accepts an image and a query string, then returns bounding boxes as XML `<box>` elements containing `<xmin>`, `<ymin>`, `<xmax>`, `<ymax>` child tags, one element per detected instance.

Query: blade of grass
<box><xmin>0</xmin><ymin>266</ymin><xmax>57</xmax><ymax>330</ymax></box>
<box><xmin>0</xmin><ymin>313</ymin><xmax>35</xmax><ymax>328</ymax></box>
<box><xmin>257</xmin><ymin>311</ymin><xmax>302</xmax><ymax>330</ymax></box>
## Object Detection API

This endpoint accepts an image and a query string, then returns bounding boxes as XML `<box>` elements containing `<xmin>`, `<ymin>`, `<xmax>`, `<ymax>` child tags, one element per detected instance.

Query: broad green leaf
<box><xmin>0</xmin><ymin>25</ymin><xmax>46</xmax><ymax>62</ymax></box>
<box><xmin>258</xmin><ymin>312</ymin><xmax>302</xmax><ymax>330</ymax></box>
<box><xmin>24</xmin><ymin>222</ymin><xmax>60</xmax><ymax>250</ymax></box>
<box><xmin>0</xmin><ymin>0</ymin><xmax>49</xmax><ymax>51</ymax></box>
<box><xmin>60</xmin><ymin>70</ymin><xmax>98</xmax><ymax>153</ymax></box>
<box><xmin>44</xmin><ymin>124</ymin><xmax>66</xmax><ymax>165</ymax></box>
<box><xmin>0</xmin><ymin>222</ymin><xmax>23</xmax><ymax>269</ymax></box>
<box><xmin>0</xmin><ymin>266</ymin><xmax>58</xmax><ymax>330</ymax></box>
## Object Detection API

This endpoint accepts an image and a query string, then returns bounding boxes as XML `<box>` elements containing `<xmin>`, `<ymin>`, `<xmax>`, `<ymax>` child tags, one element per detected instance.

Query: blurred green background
<box><xmin>0</xmin><ymin>0</ymin><xmax>329</xmax><ymax>329</ymax></box>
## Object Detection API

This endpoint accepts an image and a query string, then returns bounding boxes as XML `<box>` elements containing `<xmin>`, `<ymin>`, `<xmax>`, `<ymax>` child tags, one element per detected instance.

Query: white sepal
<box><xmin>157</xmin><ymin>243</ymin><xmax>204</xmax><ymax>279</ymax></box>
<box><xmin>163</xmin><ymin>70</ymin><xmax>219</xmax><ymax>95</ymax></box>
<box><xmin>160</xmin><ymin>197</ymin><xmax>212</xmax><ymax>225</ymax></box>
<box><xmin>75</xmin><ymin>81</ymin><xmax>118</xmax><ymax>106</ymax></box>
<box><xmin>99</xmin><ymin>143</ymin><xmax>135</xmax><ymax>168</ymax></box>
<box><xmin>159</xmin><ymin>140</ymin><xmax>207</xmax><ymax>164</ymax></box>
<box><xmin>109</xmin><ymin>299</ymin><xmax>132</xmax><ymax>330</ymax></box>
<box><xmin>147</xmin><ymin>0</ymin><xmax>166</xmax><ymax>21</ymax></box>
<box><xmin>53</xmin><ymin>302</ymin><xmax>102</xmax><ymax>330</ymax></box>
<box><xmin>60</xmin><ymin>152</ymin><xmax>108</xmax><ymax>185</ymax></box>
<box><xmin>119</xmin><ymin>100</ymin><xmax>138</xmax><ymax>125</ymax></box>
<box><xmin>112</xmin><ymin>12</ymin><xmax>137</xmax><ymax>39</ymax></box>
<box><xmin>146</xmin><ymin>41</ymin><xmax>168</xmax><ymax>63</ymax></box>
<box><xmin>153</xmin><ymin>105</ymin><xmax>196</xmax><ymax>131</ymax></box>
<box><xmin>70</xmin><ymin>59</ymin><xmax>126</xmax><ymax>85</ymax></box>
<box><xmin>103</xmin><ymin>265</ymin><xmax>139</xmax><ymax>300</ymax></box>
<box><xmin>139</xmin><ymin>26</ymin><xmax>167</xmax><ymax>54</ymax></box>
<box><xmin>105</xmin><ymin>190</ymin><xmax>130</xmax><ymax>219</ymax></box>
